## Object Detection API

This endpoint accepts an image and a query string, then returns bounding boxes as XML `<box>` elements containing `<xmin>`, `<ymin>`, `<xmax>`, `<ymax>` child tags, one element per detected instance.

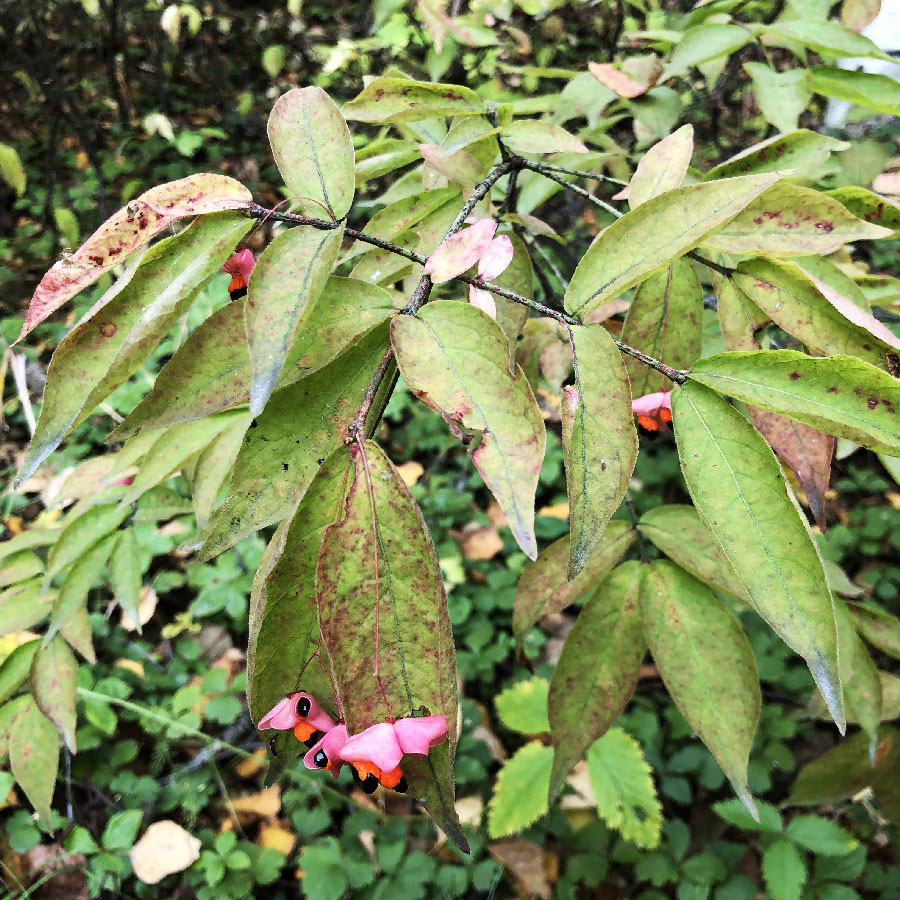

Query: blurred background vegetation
<box><xmin>1</xmin><ymin>1</ymin><xmax>899</xmax><ymax>898</ymax></box>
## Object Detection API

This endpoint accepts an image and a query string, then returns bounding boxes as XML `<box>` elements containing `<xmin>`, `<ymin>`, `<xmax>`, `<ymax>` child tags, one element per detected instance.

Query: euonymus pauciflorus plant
<box><xmin>6</xmin><ymin>75</ymin><xmax>900</xmax><ymax>852</ymax></box>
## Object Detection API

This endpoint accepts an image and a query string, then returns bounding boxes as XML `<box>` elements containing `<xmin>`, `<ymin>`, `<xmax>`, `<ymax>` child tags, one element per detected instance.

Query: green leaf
<box><xmin>316</xmin><ymin>441</ymin><xmax>465</xmax><ymax>851</ymax></box>
<box><xmin>17</xmin><ymin>212</ymin><xmax>250</xmax><ymax>486</ymax></box>
<box><xmin>190</xmin><ymin>417</ymin><xmax>250</xmax><ymax>531</ymax></box>
<box><xmin>0</xmin><ymin>696</ymin><xmax>30</xmax><ymax>760</ymax></box>
<box><xmin>586</xmin><ymin>727</ymin><xmax>662</xmax><ymax>849</ymax></box>
<box><xmin>705</xmin><ymin>130</ymin><xmax>848</xmax><ymax>181</ymax></box>
<box><xmin>343</xmin><ymin>77</ymin><xmax>486</xmax><ymax>124</ymax></box>
<box><xmin>109</xmin><ymin>530</ymin><xmax>142</xmax><ymax>630</ymax></box>
<box><xmin>499</xmin><ymin>121</ymin><xmax>587</xmax><ymax>155</ymax></box>
<box><xmin>762</xmin><ymin>840</ymin><xmax>807</xmax><ymax>900</ymax></box>
<box><xmin>0</xmin><ymin>551</ymin><xmax>44</xmax><ymax>589</ymax></box>
<box><xmin>30</xmin><ymin>637</ymin><xmax>78</xmax><ymax>753</ymax></box>
<box><xmin>512</xmin><ymin>523</ymin><xmax>635</xmax><ymax>642</ymax></box>
<box><xmin>0</xmin><ymin>529</ymin><xmax>58</xmax><ymax>565</ymax></box>
<box><xmin>246</xmin><ymin>226</ymin><xmax>343</xmax><ymax>416</ymax></box>
<box><xmin>102</xmin><ymin>809</ymin><xmax>143</xmax><ymax>851</ymax></box>
<box><xmin>60</xmin><ymin>605</ymin><xmax>95</xmax><ymax>664</ymax></box>
<box><xmin>548</xmin><ymin>561</ymin><xmax>645</xmax><ymax>797</ymax></box>
<box><xmin>564</xmin><ymin>173</ymin><xmax>782</xmax><ymax>319</ymax></box>
<box><xmin>827</xmin><ymin>186</ymin><xmax>900</xmax><ymax>237</ymax></box>
<box><xmin>563</xmin><ymin>323</ymin><xmax>637</xmax><ymax>576</ymax></box>
<box><xmin>733</xmin><ymin>260</ymin><xmax>899</xmax><ymax>372</ymax></box>
<box><xmin>670</xmin><ymin>381</ymin><xmax>844</xmax><ymax>731</ymax></box>
<box><xmin>810</xmin><ymin>66</ymin><xmax>900</xmax><ymax>116</ymax></box>
<box><xmin>763</xmin><ymin>20</ymin><xmax>890</xmax><ymax>60</ymax></box>
<box><xmin>268</xmin><ymin>87</ymin><xmax>355</xmax><ymax>221</ymax></box>
<box><xmin>817</xmin><ymin>885</ymin><xmax>862</xmax><ymax>900</ymax></box>
<box><xmin>0</xmin><ymin>142</ymin><xmax>26</xmax><ymax>196</ymax></box>
<box><xmin>713</xmin><ymin>797</ymin><xmax>783</xmax><ymax>833</ymax></box>
<box><xmin>9</xmin><ymin>700</ymin><xmax>59</xmax><ymax>827</ymax></box>
<box><xmin>743</xmin><ymin>64</ymin><xmax>811</xmax><ymax>134</ymax></box>
<box><xmin>627</xmin><ymin>124</ymin><xmax>693</xmax><ymax>208</ymax></box>
<box><xmin>686</xmin><ymin>350</ymin><xmax>900</xmax><ymax>458</ymax></box>
<box><xmin>640</xmin><ymin>561</ymin><xmax>760</xmax><ymax>815</ymax></box>
<box><xmin>703</xmin><ymin>183</ymin><xmax>891</xmax><ymax>256</ymax></box>
<box><xmin>848</xmin><ymin>602</ymin><xmax>900</xmax><ymax>661</ymax></box>
<box><xmin>392</xmin><ymin>301</ymin><xmax>545</xmax><ymax>559</ymax></box>
<box><xmin>113</xmin><ymin>277</ymin><xmax>398</xmax><ymax>439</ymax></box>
<box><xmin>45</xmin><ymin>503</ymin><xmax>128</xmax><ymax>583</ymax></box>
<box><xmin>621</xmin><ymin>260</ymin><xmax>703</xmax><ymax>398</ymax></box>
<box><xmin>0</xmin><ymin>582</ymin><xmax>55</xmax><ymax>636</ymax></box>
<box><xmin>495</xmin><ymin>678</ymin><xmax>550</xmax><ymax>736</ymax></box>
<box><xmin>200</xmin><ymin>323</ymin><xmax>390</xmax><ymax>559</ymax></box>
<box><xmin>784</xmin><ymin>815</ymin><xmax>858</xmax><ymax>856</ymax></box>
<box><xmin>299</xmin><ymin>839</ymin><xmax>348</xmax><ymax>900</ymax></box>
<box><xmin>666</xmin><ymin>24</ymin><xmax>752</xmax><ymax>74</ymax></box>
<box><xmin>0</xmin><ymin>641</ymin><xmax>39</xmax><ymax>705</ymax></box>
<box><xmin>487</xmin><ymin>741</ymin><xmax>553</xmax><ymax>838</ymax></box>
<box><xmin>637</xmin><ymin>505</ymin><xmax>749</xmax><ymax>605</ymax></box>
<box><xmin>355</xmin><ymin>139</ymin><xmax>422</xmax><ymax>184</ymax></box>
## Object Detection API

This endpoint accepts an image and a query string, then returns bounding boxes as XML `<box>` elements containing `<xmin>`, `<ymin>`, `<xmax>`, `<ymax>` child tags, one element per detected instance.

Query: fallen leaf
<box><xmin>485</xmin><ymin>501</ymin><xmax>508</xmax><ymax>530</ymax></box>
<box><xmin>235</xmin><ymin>748</ymin><xmax>267</xmax><ymax>778</ymax></box>
<box><xmin>455</xmin><ymin>796</ymin><xmax>484</xmax><ymax>827</ymax></box>
<box><xmin>115</xmin><ymin>659</ymin><xmax>145</xmax><ymax>678</ymax></box>
<box><xmin>229</xmin><ymin>785</ymin><xmax>281</xmax><ymax>820</ymax></box>
<box><xmin>121</xmin><ymin>586</ymin><xmax>157</xmax><ymax>631</ymax></box>
<box><xmin>130</xmin><ymin>821</ymin><xmax>201</xmax><ymax>884</ymax></box>
<box><xmin>258</xmin><ymin>821</ymin><xmax>296</xmax><ymax>855</ymax></box>
<box><xmin>459</xmin><ymin>524</ymin><xmax>504</xmax><ymax>560</ymax></box>
<box><xmin>489</xmin><ymin>839</ymin><xmax>551</xmax><ymax>900</ymax></box>
<box><xmin>873</xmin><ymin>172</ymin><xmax>900</xmax><ymax>194</ymax></box>
<box><xmin>537</xmin><ymin>503</ymin><xmax>569</xmax><ymax>520</ymax></box>
<box><xmin>396</xmin><ymin>460</ymin><xmax>424</xmax><ymax>487</ymax></box>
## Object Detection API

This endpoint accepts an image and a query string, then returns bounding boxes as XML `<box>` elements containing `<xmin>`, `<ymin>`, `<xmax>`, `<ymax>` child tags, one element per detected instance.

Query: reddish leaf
<box><xmin>425</xmin><ymin>218</ymin><xmax>496</xmax><ymax>283</ymax></box>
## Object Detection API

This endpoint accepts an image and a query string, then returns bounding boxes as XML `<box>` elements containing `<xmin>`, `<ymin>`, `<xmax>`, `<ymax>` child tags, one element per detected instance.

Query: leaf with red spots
<box><xmin>8</xmin><ymin>699</ymin><xmax>59</xmax><ymax>827</ymax></box>
<box><xmin>18</xmin><ymin>174</ymin><xmax>251</xmax><ymax>341</ymax></box>
<box><xmin>828</xmin><ymin>186</ymin><xmax>900</xmax><ymax>237</ymax></box>
<box><xmin>31</xmin><ymin>637</ymin><xmax>78</xmax><ymax>754</ymax></box>
<box><xmin>686</xmin><ymin>350</ymin><xmax>900</xmax><ymax>458</ymax></box>
<box><xmin>15</xmin><ymin>212</ymin><xmax>250</xmax><ymax>488</ymax></box>
<box><xmin>316</xmin><ymin>441</ymin><xmax>465</xmax><ymax>851</ymax></box>
<box><xmin>392</xmin><ymin>301</ymin><xmax>546</xmax><ymax>559</ymax></box>
<box><xmin>627</xmin><ymin>125</ymin><xmax>693</xmax><ymax>208</ymax></box>
<box><xmin>640</xmin><ymin>560</ymin><xmax>760</xmax><ymax>819</ymax></box>
<box><xmin>342</xmin><ymin>77</ymin><xmax>486</xmax><ymax>124</ymax></box>
<box><xmin>548</xmin><ymin>561</ymin><xmax>645</xmax><ymax>799</ymax></box>
<box><xmin>705</xmin><ymin>130</ymin><xmax>849</xmax><ymax>181</ymax></box>
<box><xmin>671</xmin><ymin>381</ymin><xmax>844</xmax><ymax>732</ymax></box>
<box><xmin>563</xmin><ymin>323</ymin><xmax>638</xmax><ymax>577</ymax></box>
<box><xmin>268</xmin><ymin>87</ymin><xmax>355</xmax><ymax>221</ymax></box>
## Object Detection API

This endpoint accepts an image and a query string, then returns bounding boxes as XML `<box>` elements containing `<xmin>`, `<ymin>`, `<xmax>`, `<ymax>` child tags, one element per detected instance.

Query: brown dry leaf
<box><xmin>4</xmin><ymin>515</ymin><xmax>25</xmax><ymax>535</ymax></box>
<box><xmin>536</xmin><ymin>388</ymin><xmax>561</xmax><ymax>422</ymax></box>
<box><xmin>115</xmin><ymin>659</ymin><xmax>145</xmax><ymax>678</ymax></box>
<box><xmin>489</xmin><ymin>839</ymin><xmax>551</xmax><ymax>900</ymax></box>
<box><xmin>130</xmin><ymin>821</ymin><xmax>201</xmax><ymax>885</ymax></box>
<box><xmin>886</xmin><ymin>492</ymin><xmax>900</xmax><ymax>510</ymax></box>
<box><xmin>460</xmin><ymin>524</ymin><xmax>504</xmax><ymax>561</ymax></box>
<box><xmin>455</xmin><ymin>796</ymin><xmax>484</xmax><ymax>827</ymax></box>
<box><xmin>472</xmin><ymin>724</ymin><xmax>506</xmax><ymax>762</ymax></box>
<box><xmin>259</xmin><ymin>821</ymin><xmax>296</xmax><ymax>855</ymax></box>
<box><xmin>158</xmin><ymin>519</ymin><xmax>190</xmax><ymax>538</ymax></box>
<box><xmin>121</xmin><ymin>586</ymin><xmax>157</xmax><ymax>631</ymax></box>
<box><xmin>235</xmin><ymin>748</ymin><xmax>267</xmax><ymax>778</ymax></box>
<box><xmin>212</xmin><ymin>647</ymin><xmax>245</xmax><ymax>684</ymax></box>
<box><xmin>873</xmin><ymin>172</ymin><xmax>900</xmax><ymax>194</ymax></box>
<box><xmin>485</xmin><ymin>501</ymin><xmax>508</xmax><ymax>530</ymax></box>
<box><xmin>230</xmin><ymin>785</ymin><xmax>281</xmax><ymax>821</ymax></box>
<box><xmin>537</xmin><ymin>502</ymin><xmax>569</xmax><ymax>520</ymax></box>
<box><xmin>560</xmin><ymin>761</ymin><xmax>595</xmax><ymax>810</ymax></box>
<box><xmin>24</xmin><ymin>843</ymin><xmax>88</xmax><ymax>900</ymax></box>
<box><xmin>588</xmin><ymin>62</ymin><xmax>647</xmax><ymax>98</ymax></box>
<box><xmin>396</xmin><ymin>460</ymin><xmax>425</xmax><ymax>487</ymax></box>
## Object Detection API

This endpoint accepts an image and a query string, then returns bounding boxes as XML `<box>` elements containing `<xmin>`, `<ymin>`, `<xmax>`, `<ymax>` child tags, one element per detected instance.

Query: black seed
<box><xmin>350</xmin><ymin>767</ymin><xmax>363</xmax><ymax>784</ymax></box>
<box><xmin>394</xmin><ymin>776</ymin><xmax>408</xmax><ymax>794</ymax></box>
<box><xmin>313</xmin><ymin>750</ymin><xmax>328</xmax><ymax>768</ymax></box>
<box><xmin>361</xmin><ymin>774</ymin><xmax>379</xmax><ymax>794</ymax></box>
<box><xmin>303</xmin><ymin>730</ymin><xmax>324</xmax><ymax>748</ymax></box>
<box><xmin>296</xmin><ymin>697</ymin><xmax>311</xmax><ymax>717</ymax></box>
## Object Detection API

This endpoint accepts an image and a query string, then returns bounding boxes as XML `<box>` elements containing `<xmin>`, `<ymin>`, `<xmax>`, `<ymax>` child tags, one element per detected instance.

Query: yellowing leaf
<box><xmin>487</xmin><ymin>742</ymin><xmax>553</xmax><ymax>838</ymax></box>
<box><xmin>343</xmin><ymin>77</ymin><xmax>486</xmax><ymax>124</ymax></box>
<box><xmin>130</xmin><ymin>821</ymin><xmax>202</xmax><ymax>884</ymax></box>
<box><xmin>628</xmin><ymin>124</ymin><xmax>693</xmax><ymax>208</ymax></box>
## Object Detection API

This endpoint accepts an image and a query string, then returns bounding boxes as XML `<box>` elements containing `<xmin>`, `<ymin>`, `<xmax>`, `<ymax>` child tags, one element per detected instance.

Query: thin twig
<box><xmin>522</xmin><ymin>161</ymin><xmax>623</xmax><ymax>219</ymax></box>
<box><xmin>524</xmin><ymin>160</ymin><xmax>629</xmax><ymax>187</ymax></box>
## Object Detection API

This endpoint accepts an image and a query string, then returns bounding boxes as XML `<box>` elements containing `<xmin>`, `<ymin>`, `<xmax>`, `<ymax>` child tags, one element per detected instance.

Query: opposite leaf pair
<box><xmin>258</xmin><ymin>691</ymin><xmax>448</xmax><ymax>795</ymax></box>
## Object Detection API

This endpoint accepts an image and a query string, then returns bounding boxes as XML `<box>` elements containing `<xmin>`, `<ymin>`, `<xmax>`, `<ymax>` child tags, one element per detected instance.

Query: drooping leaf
<box><xmin>9</xmin><ymin>700</ymin><xmax>59</xmax><ymax>827</ymax></box>
<box><xmin>848</xmin><ymin>602</ymin><xmax>900</xmax><ymax>661</ymax></box>
<box><xmin>640</xmin><ymin>560</ymin><xmax>760</xmax><ymax>815</ymax></box>
<box><xmin>743</xmin><ymin>64</ymin><xmax>812</xmax><ymax>134</ymax></box>
<box><xmin>512</xmin><ymin>523</ymin><xmax>635</xmax><ymax>642</ymax></box>
<box><xmin>0</xmin><ymin>582</ymin><xmax>55</xmax><ymax>636</ymax></box>
<box><xmin>0</xmin><ymin>641</ymin><xmax>39</xmax><ymax>706</ymax></box>
<box><xmin>267</xmin><ymin>87</ymin><xmax>355</xmax><ymax>221</ymax></box>
<box><xmin>499</xmin><ymin>121</ymin><xmax>587</xmax><ymax>155</ymax></box>
<box><xmin>703</xmin><ymin>182</ymin><xmax>891</xmax><ymax>256</ymax></box>
<box><xmin>564</xmin><ymin>173</ymin><xmax>782</xmax><ymax>319</ymax></box>
<box><xmin>17</xmin><ymin>212</ymin><xmax>250</xmax><ymax>486</ymax></box>
<box><xmin>763</xmin><ymin>20</ymin><xmax>890</xmax><ymax>60</ymax></box>
<box><xmin>495</xmin><ymin>678</ymin><xmax>550</xmax><ymax>736</ymax></box>
<box><xmin>637</xmin><ymin>505</ymin><xmax>749</xmax><ymax>604</ymax></box>
<box><xmin>45</xmin><ymin>503</ymin><xmax>128</xmax><ymax>583</ymax></box>
<box><xmin>733</xmin><ymin>259</ymin><xmax>899</xmax><ymax>371</ymax></box>
<box><xmin>621</xmin><ymin>260</ymin><xmax>703</xmax><ymax>397</ymax></box>
<box><xmin>316</xmin><ymin>441</ymin><xmax>464</xmax><ymax>850</ymax></box>
<box><xmin>31</xmin><ymin>637</ymin><xmax>78</xmax><ymax>754</ymax></box>
<box><xmin>810</xmin><ymin>66</ymin><xmax>900</xmax><ymax>116</ymax></box>
<box><xmin>795</xmin><ymin>254</ymin><xmax>872</xmax><ymax>312</ymax></box>
<box><xmin>687</xmin><ymin>350</ymin><xmax>900</xmax><ymax>458</ymax></box>
<box><xmin>562</xmin><ymin>324</ymin><xmax>637</xmax><ymax>577</ymax></box>
<box><xmin>109</xmin><ymin>530</ymin><xmax>142</xmax><ymax>630</ymax></box>
<box><xmin>548</xmin><ymin>562</ymin><xmax>645</xmax><ymax>797</ymax></box>
<box><xmin>392</xmin><ymin>302</ymin><xmax>545</xmax><ymax>559</ymax></box>
<box><xmin>670</xmin><ymin>381</ymin><xmax>844</xmax><ymax>731</ymax></box>
<box><xmin>190</xmin><ymin>417</ymin><xmax>250</xmax><ymax>530</ymax></box>
<box><xmin>586</xmin><ymin>727</ymin><xmax>662</xmax><ymax>849</ymax></box>
<box><xmin>246</xmin><ymin>226</ymin><xmax>343</xmax><ymax>415</ymax></box>
<box><xmin>199</xmin><ymin>324</ymin><xmax>391</xmax><ymax>559</ymax></box>
<box><xmin>343</xmin><ymin>77</ymin><xmax>486</xmax><ymax>124</ymax></box>
<box><xmin>827</xmin><ymin>186</ymin><xmax>900</xmax><ymax>236</ymax></box>
<box><xmin>0</xmin><ymin>530</ymin><xmax>58</xmax><ymax>565</ymax></box>
<box><xmin>18</xmin><ymin>174</ymin><xmax>252</xmax><ymax>340</ymax></box>
<box><xmin>704</xmin><ymin>131</ymin><xmax>849</xmax><ymax>181</ymax></box>
<box><xmin>487</xmin><ymin>742</ymin><xmax>553</xmax><ymax>838</ymax></box>
<box><xmin>627</xmin><ymin>124</ymin><xmax>693</xmax><ymax>208</ymax></box>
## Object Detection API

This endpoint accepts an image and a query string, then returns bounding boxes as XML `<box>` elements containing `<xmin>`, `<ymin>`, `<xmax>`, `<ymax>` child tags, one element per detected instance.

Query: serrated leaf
<box><xmin>637</xmin><ymin>505</ymin><xmax>749</xmax><ymax>604</ymax></box>
<box><xmin>627</xmin><ymin>125</ymin><xmax>693</xmax><ymax>208</ymax></box>
<box><xmin>316</xmin><ymin>441</ymin><xmax>464</xmax><ymax>850</ymax></box>
<box><xmin>512</xmin><ymin>524</ymin><xmax>635</xmax><ymax>642</ymax></box>
<box><xmin>487</xmin><ymin>742</ymin><xmax>553</xmax><ymax>838</ymax></box>
<box><xmin>268</xmin><ymin>87</ymin><xmax>355</xmax><ymax>221</ymax></box>
<box><xmin>743</xmin><ymin>64</ymin><xmax>811</xmax><ymax>134</ymax></box>
<box><xmin>343</xmin><ymin>77</ymin><xmax>486</xmax><ymax>124</ymax></box>
<box><xmin>495</xmin><ymin>678</ymin><xmax>550</xmax><ymax>736</ymax></box>
<box><xmin>109</xmin><ymin>530</ymin><xmax>142</xmax><ymax>629</ymax></box>
<box><xmin>687</xmin><ymin>350</ymin><xmax>900</xmax><ymax>457</ymax></box>
<box><xmin>0</xmin><ymin>582</ymin><xmax>55</xmax><ymax>636</ymax></box>
<box><xmin>246</xmin><ymin>226</ymin><xmax>343</xmax><ymax>416</ymax></box>
<box><xmin>621</xmin><ymin>260</ymin><xmax>703</xmax><ymax>397</ymax></box>
<box><xmin>200</xmin><ymin>324</ymin><xmax>390</xmax><ymax>559</ymax></box>
<box><xmin>31</xmin><ymin>637</ymin><xmax>78</xmax><ymax>753</ymax></box>
<box><xmin>17</xmin><ymin>212</ymin><xmax>250</xmax><ymax>486</ymax></box>
<box><xmin>847</xmin><ymin>602</ymin><xmax>900</xmax><ymax>660</ymax></box>
<box><xmin>499</xmin><ymin>121</ymin><xmax>587</xmax><ymax>155</ymax></box>
<box><xmin>670</xmin><ymin>381</ymin><xmax>844</xmax><ymax>731</ymax></box>
<box><xmin>762</xmin><ymin>840</ymin><xmax>807</xmax><ymax>900</ymax></box>
<box><xmin>0</xmin><ymin>641</ymin><xmax>39</xmax><ymax>705</ymax></box>
<box><xmin>392</xmin><ymin>302</ymin><xmax>545</xmax><ymax>559</ymax></box>
<box><xmin>586</xmin><ymin>727</ymin><xmax>662</xmax><ymax>849</ymax></box>
<box><xmin>705</xmin><ymin>131</ymin><xmax>849</xmax><ymax>181</ymax></box>
<box><xmin>564</xmin><ymin>173</ymin><xmax>782</xmax><ymax>319</ymax></box>
<box><xmin>640</xmin><ymin>561</ymin><xmax>760</xmax><ymax>814</ymax></box>
<box><xmin>548</xmin><ymin>561</ymin><xmax>645</xmax><ymax>797</ymax></box>
<box><xmin>19</xmin><ymin>174</ymin><xmax>251</xmax><ymax>340</ymax></box>
<box><xmin>562</xmin><ymin>323</ymin><xmax>637</xmax><ymax>577</ymax></box>
<box><xmin>9</xmin><ymin>700</ymin><xmax>59</xmax><ymax>827</ymax></box>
